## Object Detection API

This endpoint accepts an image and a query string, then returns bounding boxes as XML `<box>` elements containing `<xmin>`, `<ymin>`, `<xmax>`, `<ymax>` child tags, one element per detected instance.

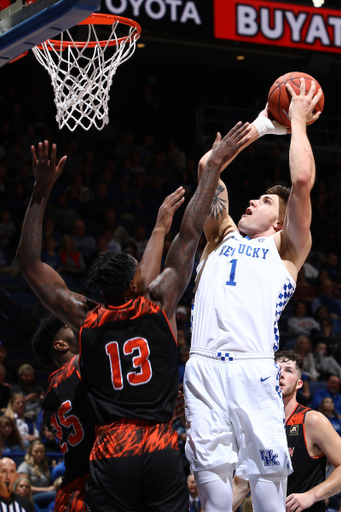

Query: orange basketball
<box><xmin>267</xmin><ymin>72</ymin><xmax>324</xmax><ymax>128</ymax></box>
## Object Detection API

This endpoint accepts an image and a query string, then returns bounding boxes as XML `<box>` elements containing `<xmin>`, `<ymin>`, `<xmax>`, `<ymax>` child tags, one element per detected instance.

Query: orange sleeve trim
<box><xmin>302</xmin><ymin>422</ymin><xmax>325</xmax><ymax>459</ymax></box>
<box><xmin>161</xmin><ymin>310</ymin><xmax>178</xmax><ymax>346</ymax></box>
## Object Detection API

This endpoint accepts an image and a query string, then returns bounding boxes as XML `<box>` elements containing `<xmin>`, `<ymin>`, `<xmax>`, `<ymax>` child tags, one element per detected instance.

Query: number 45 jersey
<box><xmin>43</xmin><ymin>355</ymin><xmax>96</xmax><ymax>487</ymax></box>
<box><xmin>79</xmin><ymin>296</ymin><xmax>179</xmax><ymax>425</ymax></box>
<box><xmin>192</xmin><ymin>232</ymin><xmax>296</xmax><ymax>353</ymax></box>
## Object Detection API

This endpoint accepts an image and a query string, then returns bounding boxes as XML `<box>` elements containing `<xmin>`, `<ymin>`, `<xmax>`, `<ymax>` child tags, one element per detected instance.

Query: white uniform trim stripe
<box><xmin>14</xmin><ymin>504</ymin><xmax>21</xmax><ymax>512</ymax></box>
<box><xmin>8</xmin><ymin>504</ymin><xmax>13</xmax><ymax>512</ymax></box>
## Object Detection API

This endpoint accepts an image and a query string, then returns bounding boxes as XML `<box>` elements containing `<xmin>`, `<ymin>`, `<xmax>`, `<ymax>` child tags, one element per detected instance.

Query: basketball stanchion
<box><xmin>32</xmin><ymin>13</ymin><xmax>141</xmax><ymax>131</ymax></box>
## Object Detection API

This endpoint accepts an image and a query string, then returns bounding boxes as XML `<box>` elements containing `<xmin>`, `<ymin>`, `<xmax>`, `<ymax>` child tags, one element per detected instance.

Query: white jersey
<box><xmin>191</xmin><ymin>231</ymin><xmax>296</xmax><ymax>353</ymax></box>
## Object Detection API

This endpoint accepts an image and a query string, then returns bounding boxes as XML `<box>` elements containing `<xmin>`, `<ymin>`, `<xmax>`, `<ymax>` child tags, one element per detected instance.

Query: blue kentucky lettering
<box><xmin>259</xmin><ymin>449</ymin><xmax>280</xmax><ymax>466</ymax></box>
<box><xmin>219</xmin><ymin>245</ymin><xmax>236</xmax><ymax>257</ymax></box>
<box><xmin>219</xmin><ymin>244</ymin><xmax>269</xmax><ymax>260</ymax></box>
<box><xmin>262</xmin><ymin>248</ymin><xmax>269</xmax><ymax>259</ymax></box>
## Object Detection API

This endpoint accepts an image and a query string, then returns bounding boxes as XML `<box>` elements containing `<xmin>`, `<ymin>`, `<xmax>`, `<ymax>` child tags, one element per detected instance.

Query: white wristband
<box><xmin>252</xmin><ymin>114</ymin><xmax>287</xmax><ymax>138</ymax></box>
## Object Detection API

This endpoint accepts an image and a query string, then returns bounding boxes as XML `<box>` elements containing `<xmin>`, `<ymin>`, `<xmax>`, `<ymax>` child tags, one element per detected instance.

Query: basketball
<box><xmin>267</xmin><ymin>72</ymin><xmax>324</xmax><ymax>128</ymax></box>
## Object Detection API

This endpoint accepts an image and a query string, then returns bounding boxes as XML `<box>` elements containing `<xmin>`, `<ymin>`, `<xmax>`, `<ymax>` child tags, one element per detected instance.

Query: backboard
<box><xmin>0</xmin><ymin>0</ymin><xmax>101</xmax><ymax>67</ymax></box>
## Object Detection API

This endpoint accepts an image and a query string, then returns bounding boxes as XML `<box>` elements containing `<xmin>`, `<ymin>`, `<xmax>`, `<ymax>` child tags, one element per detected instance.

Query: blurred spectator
<box><xmin>179</xmin><ymin>345</ymin><xmax>190</xmax><ymax>385</ymax></box>
<box><xmin>302</xmin><ymin>253</ymin><xmax>319</xmax><ymax>281</ymax></box>
<box><xmin>103</xmin><ymin>208</ymin><xmax>129</xmax><ymax>247</ymax></box>
<box><xmin>71</xmin><ymin>220</ymin><xmax>97</xmax><ymax>262</ymax></box>
<box><xmin>41</xmin><ymin>236</ymin><xmax>62</xmax><ymax>272</ymax></box>
<box><xmin>42</xmin><ymin>218</ymin><xmax>62</xmax><ymax>245</ymax></box>
<box><xmin>66</xmin><ymin>173</ymin><xmax>93</xmax><ymax>203</ymax></box>
<box><xmin>11</xmin><ymin>364</ymin><xmax>44</xmax><ymax>421</ymax></box>
<box><xmin>122</xmin><ymin>241</ymin><xmax>138</xmax><ymax>259</ymax></box>
<box><xmin>83</xmin><ymin>183</ymin><xmax>111</xmax><ymax>222</ymax></box>
<box><xmin>5</xmin><ymin>393</ymin><xmax>39</xmax><ymax>446</ymax></box>
<box><xmin>312</xmin><ymin>279</ymin><xmax>341</xmax><ymax>318</ymax></box>
<box><xmin>312</xmin><ymin>375</ymin><xmax>341</xmax><ymax>413</ymax></box>
<box><xmin>317</xmin><ymin>317</ymin><xmax>341</xmax><ymax>366</ymax></box>
<box><xmin>0</xmin><ymin>343</ymin><xmax>17</xmax><ymax>384</ymax></box>
<box><xmin>17</xmin><ymin>440</ymin><xmax>56</xmax><ymax>510</ymax></box>
<box><xmin>293</xmin><ymin>268</ymin><xmax>315</xmax><ymax>301</ymax></box>
<box><xmin>13</xmin><ymin>476</ymin><xmax>34</xmax><ymax>505</ymax></box>
<box><xmin>316</xmin><ymin>305</ymin><xmax>341</xmax><ymax>335</ymax></box>
<box><xmin>128</xmin><ymin>226</ymin><xmax>148</xmax><ymax>260</ymax></box>
<box><xmin>59</xmin><ymin>235</ymin><xmax>86</xmax><ymax>279</ymax></box>
<box><xmin>187</xmin><ymin>474</ymin><xmax>201</xmax><ymax>512</ymax></box>
<box><xmin>48</xmin><ymin>194</ymin><xmax>81</xmax><ymax>232</ymax></box>
<box><xmin>288</xmin><ymin>301</ymin><xmax>321</xmax><ymax>338</ymax></box>
<box><xmin>313</xmin><ymin>342</ymin><xmax>341</xmax><ymax>380</ymax></box>
<box><xmin>322</xmin><ymin>253</ymin><xmax>341</xmax><ymax>290</ymax></box>
<box><xmin>0</xmin><ymin>415</ymin><xmax>24</xmax><ymax>455</ymax></box>
<box><xmin>313</xmin><ymin>270</ymin><xmax>340</xmax><ymax>298</ymax></box>
<box><xmin>294</xmin><ymin>335</ymin><xmax>319</xmax><ymax>381</ymax></box>
<box><xmin>87</xmin><ymin>235</ymin><xmax>108</xmax><ymax>268</ymax></box>
<box><xmin>318</xmin><ymin>397</ymin><xmax>341</xmax><ymax>436</ymax></box>
<box><xmin>0</xmin><ymin>363</ymin><xmax>10</xmax><ymax>388</ymax></box>
<box><xmin>0</xmin><ymin>247</ymin><xmax>19</xmax><ymax>279</ymax></box>
<box><xmin>176</xmin><ymin>306</ymin><xmax>190</xmax><ymax>332</ymax></box>
<box><xmin>105</xmin><ymin>227</ymin><xmax>122</xmax><ymax>253</ymax></box>
<box><xmin>177</xmin><ymin>328</ymin><xmax>189</xmax><ymax>349</ymax></box>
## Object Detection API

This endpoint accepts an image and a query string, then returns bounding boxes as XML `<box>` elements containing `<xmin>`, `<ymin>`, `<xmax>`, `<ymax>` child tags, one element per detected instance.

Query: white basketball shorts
<box><xmin>183</xmin><ymin>348</ymin><xmax>292</xmax><ymax>481</ymax></box>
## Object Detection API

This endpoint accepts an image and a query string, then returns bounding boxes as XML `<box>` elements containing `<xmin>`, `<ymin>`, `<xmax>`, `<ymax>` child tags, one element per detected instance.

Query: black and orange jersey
<box><xmin>79</xmin><ymin>296</ymin><xmax>179</xmax><ymax>425</ymax></box>
<box><xmin>43</xmin><ymin>356</ymin><xmax>96</xmax><ymax>487</ymax></box>
<box><xmin>286</xmin><ymin>403</ymin><xmax>326</xmax><ymax>512</ymax></box>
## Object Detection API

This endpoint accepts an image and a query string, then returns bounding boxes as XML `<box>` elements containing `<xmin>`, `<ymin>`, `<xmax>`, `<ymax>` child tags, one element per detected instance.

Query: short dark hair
<box><xmin>266</xmin><ymin>185</ymin><xmax>291</xmax><ymax>205</ymax></box>
<box><xmin>275</xmin><ymin>349</ymin><xmax>303</xmax><ymax>376</ymax></box>
<box><xmin>31</xmin><ymin>315</ymin><xmax>66</xmax><ymax>368</ymax></box>
<box><xmin>86</xmin><ymin>250</ymin><xmax>136</xmax><ymax>300</ymax></box>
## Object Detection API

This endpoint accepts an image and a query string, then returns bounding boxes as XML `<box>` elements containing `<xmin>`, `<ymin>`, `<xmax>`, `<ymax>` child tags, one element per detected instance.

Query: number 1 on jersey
<box><xmin>226</xmin><ymin>259</ymin><xmax>237</xmax><ymax>286</ymax></box>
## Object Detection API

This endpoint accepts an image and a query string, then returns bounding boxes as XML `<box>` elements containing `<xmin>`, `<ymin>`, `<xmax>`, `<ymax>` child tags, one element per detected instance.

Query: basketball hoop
<box><xmin>32</xmin><ymin>13</ymin><xmax>142</xmax><ymax>131</ymax></box>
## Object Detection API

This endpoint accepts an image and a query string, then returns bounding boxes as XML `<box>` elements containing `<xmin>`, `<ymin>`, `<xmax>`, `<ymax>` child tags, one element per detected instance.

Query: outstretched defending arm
<box><xmin>16</xmin><ymin>141</ymin><xmax>89</xmax><ymax>332</ymax></box>
<box><xmin>139</xmin><ymin>187</ymin><xmax>185</xmax><ymax>287</ymax></box>
<box><xmin>149</xmin><ymin>121</ymin><xmax>252</xmax><ymax>319</ymax></box>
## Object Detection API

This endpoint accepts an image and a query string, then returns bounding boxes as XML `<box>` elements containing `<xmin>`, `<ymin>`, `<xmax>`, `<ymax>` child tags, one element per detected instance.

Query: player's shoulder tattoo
<box><xmin>209</xmin><ymin>182</ymin><xmax>227</xmax><ymax>220</ymax></box>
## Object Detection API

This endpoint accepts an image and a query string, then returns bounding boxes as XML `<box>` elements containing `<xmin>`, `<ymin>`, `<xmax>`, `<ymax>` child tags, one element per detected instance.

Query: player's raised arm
<box><xmin>149</xmin><ymin>121</ymin><xmax>252</xmax><ymax>319</ymax></box>
<box><xmin>139</xmin><ymin>187</ymin><xmax>185</xmax><ymax>287</ymax></box>
<box><xmin>279</xmin><ymin>79</ymin><xmax>323</xmax><ymax>275</ymax></box>
<box><xmin>16</xmin><ymin>141</ymin><xmax>89</xmax><ymax>332</ymax></box>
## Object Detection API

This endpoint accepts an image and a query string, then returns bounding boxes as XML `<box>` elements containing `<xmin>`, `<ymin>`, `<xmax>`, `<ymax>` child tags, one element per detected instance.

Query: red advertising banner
<box><xmin>214</xmin><ymin>0</ymin><xmax>341</xmax><ymax>53</ymax></box>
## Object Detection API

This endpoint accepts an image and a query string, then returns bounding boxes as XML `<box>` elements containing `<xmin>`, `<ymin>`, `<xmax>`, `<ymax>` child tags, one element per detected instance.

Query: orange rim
<box><xmin>37</xmin><ymin>13</ymin><xmax>142</xmax><ymax>50</ymax></box>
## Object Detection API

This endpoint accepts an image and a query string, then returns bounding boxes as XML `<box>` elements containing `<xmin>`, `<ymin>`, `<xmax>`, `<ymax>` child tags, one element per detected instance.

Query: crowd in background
<box><xmin>0</xmin><ymin>71</ymin><xmax>341</xmax><ymax>511</ymax></box>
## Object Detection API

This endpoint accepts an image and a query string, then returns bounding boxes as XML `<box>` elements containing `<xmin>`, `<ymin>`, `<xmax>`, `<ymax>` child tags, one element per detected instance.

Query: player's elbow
<box><xmin>16</xmin><ymin>244</ymin><xmax>36</xmax><ymax>273</ymax></box>
<box><xmin>292</xmin><ymin>169</ymin><xmax>314</xmax><ymax>192</ymax></box>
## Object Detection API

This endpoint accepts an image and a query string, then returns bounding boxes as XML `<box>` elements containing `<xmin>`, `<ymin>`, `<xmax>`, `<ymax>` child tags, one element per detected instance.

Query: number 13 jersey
<box><xmin>79</xmin><ymin>296</ymin><xmax>179</xmax><ymax>425</ymax></box>
<box><xmin>191</xmin><ymin>232</ymin><xmax>296</xmax><ymax>353</ymax></box>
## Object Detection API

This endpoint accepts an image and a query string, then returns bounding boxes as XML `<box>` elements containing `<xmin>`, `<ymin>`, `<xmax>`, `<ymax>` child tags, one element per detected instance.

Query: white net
<box><xmin>32</xmin><ymin>18</ymin><xmax>141</xmax><ymax>131</ymax></box>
